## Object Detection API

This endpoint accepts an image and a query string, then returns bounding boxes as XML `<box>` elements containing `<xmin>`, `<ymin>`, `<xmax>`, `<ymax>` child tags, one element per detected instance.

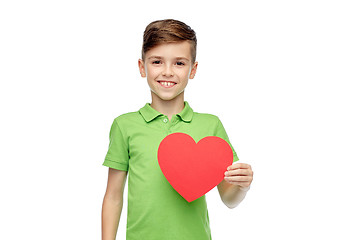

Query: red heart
<box><xmin>158</xmin><ymin>132</ymin><xmax>233</xmax><ymax>202</ymax></box>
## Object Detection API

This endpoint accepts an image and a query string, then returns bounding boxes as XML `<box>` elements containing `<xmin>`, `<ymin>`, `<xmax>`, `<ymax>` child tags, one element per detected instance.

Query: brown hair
<box><xmin>141</xmin><ymin>19</ymin><xmax>197</xmax><ymax>63</ymax></box>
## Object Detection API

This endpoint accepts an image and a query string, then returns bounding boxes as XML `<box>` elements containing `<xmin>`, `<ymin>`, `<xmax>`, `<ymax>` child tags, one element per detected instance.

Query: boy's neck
<box><xmin>150</xmin><ymin>93</ymin><xmax>185</xmax><ymax>120</ymax></box>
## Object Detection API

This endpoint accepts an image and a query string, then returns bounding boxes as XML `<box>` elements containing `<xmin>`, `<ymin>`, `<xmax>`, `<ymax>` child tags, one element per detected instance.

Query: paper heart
<box><xmin>157</xmin><ymin>132</ymin><xmax>233</xmax><ymax>202</ymax></box>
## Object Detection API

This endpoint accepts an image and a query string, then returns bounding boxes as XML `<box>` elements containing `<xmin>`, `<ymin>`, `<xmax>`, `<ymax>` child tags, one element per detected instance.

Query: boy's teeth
<box><xmin>160</xmin><ymin>81</ymin><xmax>175</xmax><ymax>86</ymax></box>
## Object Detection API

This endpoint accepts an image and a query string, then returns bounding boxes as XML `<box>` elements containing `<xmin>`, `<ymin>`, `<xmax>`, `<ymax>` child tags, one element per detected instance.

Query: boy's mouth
<box><xmin>158</xmin><ymin>81</ymin><xmax>176</xmax><ymax>88</ymax></box>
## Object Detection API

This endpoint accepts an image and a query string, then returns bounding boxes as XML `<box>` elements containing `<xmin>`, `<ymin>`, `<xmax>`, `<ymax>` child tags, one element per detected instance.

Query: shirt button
<box><xmin>163</xmin><ymin>118</ymin><xmax>168</xmax><ymax>123</ymax></box>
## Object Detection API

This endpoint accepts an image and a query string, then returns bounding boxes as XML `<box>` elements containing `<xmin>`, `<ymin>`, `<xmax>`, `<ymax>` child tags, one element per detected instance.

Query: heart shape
<box><xmin>157</xmin><ymin>132</ymin><xmax>233</xmax><ymax>202</ymax></box>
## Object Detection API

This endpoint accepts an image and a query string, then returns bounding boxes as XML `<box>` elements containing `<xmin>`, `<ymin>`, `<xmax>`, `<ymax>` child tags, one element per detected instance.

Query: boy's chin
<box><xmin>150</xmin><ymin>87</ymin><xmax>186</xmax><ymax>102</ymax></box>
<box><xmin>158</xmin><ymin>96</ymin><xmax>178</xmax><ymax>101</ymax></box>
<box><xmin>152</xmin><ymin>93</ymin><xmax>183</xmax><ymax>102</ymax></box>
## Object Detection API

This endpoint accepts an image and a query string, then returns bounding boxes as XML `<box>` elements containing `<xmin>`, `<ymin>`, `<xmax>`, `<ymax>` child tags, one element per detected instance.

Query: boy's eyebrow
<box><xmin>175</xmin><ymin>57</ymin><xmax>190</xmax><ymax>62</ymax></box>
<box><xmin>148</xmin><ymin>56</ymin><xmax>163</xmax><ymax>59</ymax></box>
<box><xmin>148</xmin><ymin>56</ymin><xmax>190</xmax><ymax>62</ymax></box>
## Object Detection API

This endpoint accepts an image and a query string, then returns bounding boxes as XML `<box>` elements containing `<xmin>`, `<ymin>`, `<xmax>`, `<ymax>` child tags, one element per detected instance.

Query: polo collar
<box><xmin>139</xmin><ymin>101</ymin><xmax>194</xmax><ymax>123</ymax></box>
<box><xmin>177</xmin><ymin>101</ymin><xmax>193</xmax><ymax>122</ymax></box>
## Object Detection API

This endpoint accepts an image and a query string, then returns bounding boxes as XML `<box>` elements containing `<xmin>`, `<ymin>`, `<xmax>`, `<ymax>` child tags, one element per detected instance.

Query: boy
<box><xmin>102</xmin><ymin>19</ymin><xmax>253</xmax><ymax>240</ymax></box>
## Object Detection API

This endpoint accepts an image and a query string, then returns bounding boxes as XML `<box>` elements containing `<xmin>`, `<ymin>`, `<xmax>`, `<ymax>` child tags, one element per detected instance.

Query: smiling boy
<box><xmin>102</xmin><ymin>19</ymin><xmax>253</xmax><ymax>240</ymax></box>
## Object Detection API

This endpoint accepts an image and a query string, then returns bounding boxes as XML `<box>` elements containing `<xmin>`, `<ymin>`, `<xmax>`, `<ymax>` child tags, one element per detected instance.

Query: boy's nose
<box><xmin>162</xmin><ymin>65</ymin><xmax>174</xmax><ymax>77</ymax></box>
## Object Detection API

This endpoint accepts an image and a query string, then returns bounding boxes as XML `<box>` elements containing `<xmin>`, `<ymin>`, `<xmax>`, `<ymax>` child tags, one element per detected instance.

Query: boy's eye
<box><xmin>152</xmin><ymin>60</ymin><xmax>161</xmax><ymax>64</ymax></box>
<box><xmin>176</xmin><ymin>61</ymin><xmax>185</xmax><ymax>66</ymax></box>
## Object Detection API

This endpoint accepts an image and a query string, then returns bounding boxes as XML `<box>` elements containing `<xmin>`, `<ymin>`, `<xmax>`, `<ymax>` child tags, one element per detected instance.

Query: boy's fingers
<box><xmin>224</xmin><ymin>176</ymin><xmax>251</xmax><ymax>181</ymax></box>
<box><xmin>224</xmin><ymin>163</ymin><xmax>253</xmax><ymax>188</ymax></box>
<box><xmin>224</xmin><ymin>176</ymin><xmax>252</xmax><ymax>187</ymax></box>
<box><xmin>227</xmin><ymin>163</ymin><xmax>251</xmax><ymax>171</ymax></box>
<box><xmin>224</xmin><ymin>169</ymin><xmax>250</xmax><ymax>176</ymax></box>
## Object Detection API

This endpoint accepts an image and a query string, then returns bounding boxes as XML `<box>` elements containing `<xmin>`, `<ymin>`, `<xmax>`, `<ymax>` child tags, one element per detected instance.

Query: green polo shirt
<box><xmin>103</xmin><ymin>101</ymin><xmax>239</xmax><ymax>240</ymax></box>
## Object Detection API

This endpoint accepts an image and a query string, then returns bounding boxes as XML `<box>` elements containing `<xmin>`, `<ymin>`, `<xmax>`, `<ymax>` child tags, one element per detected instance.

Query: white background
<box><xmin>1</xmin><ymin>0</ymin><xmax>352</xmax><ymax>239</ymax></box>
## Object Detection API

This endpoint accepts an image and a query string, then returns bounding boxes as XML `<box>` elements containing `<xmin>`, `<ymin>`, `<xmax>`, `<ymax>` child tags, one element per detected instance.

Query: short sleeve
<box><xmin>214</xmin><ymin>117</ymin><xmax>239</xmax><ymax>162</ymax></box>
<box><xmin>103</xmin><ymin>118</ymin><xmax>129</xmax><ymax>171</ymax></box>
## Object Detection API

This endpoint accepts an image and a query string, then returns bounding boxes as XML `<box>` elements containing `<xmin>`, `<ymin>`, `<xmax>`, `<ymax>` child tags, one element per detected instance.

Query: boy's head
<box><xmin>141</xmin><ymin>19</ymin><xmax>197</xmax><ymax>64</ymax></box>
<box><xmin>138</xmin><ymin>19</ymin><xmax>198</xmax><ymax>103</ymax></box>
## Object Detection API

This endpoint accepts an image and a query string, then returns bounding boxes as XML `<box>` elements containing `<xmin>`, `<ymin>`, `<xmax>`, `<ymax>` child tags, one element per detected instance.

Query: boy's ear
<box><xmin>138</xmin><ymin>59</ymin><xmax>146</xmax><ymax>77</ymax></box>
<box><xmin>189</xmin><ymin>61</ymin><xmax>198</xmax><ymax>79</ymax></box>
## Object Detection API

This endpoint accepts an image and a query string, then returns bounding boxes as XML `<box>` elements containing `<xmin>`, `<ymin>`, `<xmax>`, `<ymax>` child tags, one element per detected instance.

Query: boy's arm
<box><xmin>102</xmin><ymin>168</ymin><xmax>127</xmax><ymax>240</ymax></box>
<box><xmin>217</xmin><ymin>163</ymin><xmax>253</xmax><ymax>209</ymax></box>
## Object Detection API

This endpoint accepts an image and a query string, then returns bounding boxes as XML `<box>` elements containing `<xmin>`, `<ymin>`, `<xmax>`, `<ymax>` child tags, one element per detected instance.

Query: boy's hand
<box><xmin>224</xmin><ymin>163</ymin><xmax>253</xmax><ymax>191</ymax></box>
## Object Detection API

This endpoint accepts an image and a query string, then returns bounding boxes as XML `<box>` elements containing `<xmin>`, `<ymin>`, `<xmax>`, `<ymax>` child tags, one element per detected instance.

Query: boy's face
<box><xmin>138</xmin><ymin>41</ymin><xmax>198</xmax><ymax>102</ymax></box>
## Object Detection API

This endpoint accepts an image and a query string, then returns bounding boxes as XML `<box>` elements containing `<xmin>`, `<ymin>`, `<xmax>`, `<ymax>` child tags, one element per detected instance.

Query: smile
<box><xmin>158</xmin><ymin>81</ymin><xmax>176</xmax><ymax>88</ymax></box>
